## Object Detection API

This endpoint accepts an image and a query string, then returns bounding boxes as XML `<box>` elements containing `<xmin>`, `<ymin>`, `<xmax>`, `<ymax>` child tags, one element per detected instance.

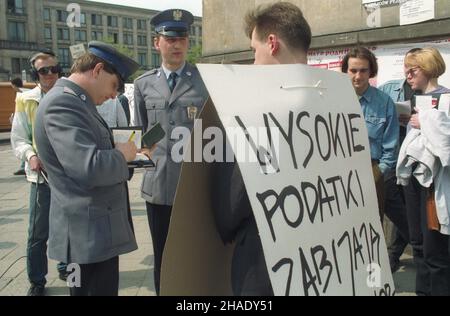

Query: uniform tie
<box><xmin>168</xmin><ymin>72</ymin><xmax>178</xmax><ymax>93</ymax></box>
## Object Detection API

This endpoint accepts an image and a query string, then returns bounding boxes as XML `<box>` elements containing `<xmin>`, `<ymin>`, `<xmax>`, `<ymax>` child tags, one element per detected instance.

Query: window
<box><xmin>123</xmin><ymin>33</ymin><xmax>133</xmax><ymax>45</ymax></box>
<box><xmin>7</xmin><ymin>0</ymin><xmax>25</xmax><ymax>14</ymax></box>
<box><xmin>80</xmin><ymin>13</ymin><xmax>86</xmax><ymax>25</ymax></box>
<box><xmin>58</xmin><ymin>48</ymin><xmax>71</xmax><ymax>67</ymax></box>
<box><xmin>8</xmin><ymin>21</ymin><xmax>25</xmax><ymax>41</ymax></box>
<box><xmin>74</xmin><ymin>30</ymin><xmax>86</xmax><ymax>41</ymax></box>
<box><xmin>107</xmin><ymin>16</ymin><xmax>118</xmax><ymax>27</ymax></box>
<box><xmin>57</xmin><ymin>28</ymin><xmax>70</xmax><ymax>41</ymax></box>
<box><xmin>11</xmin><ymin>58</ymin><xmax>28</xmax><ymax>74</ymax></box>
<box><xmin>91</xmin><ymin>14</ymin><xmax>102</xmax><ymax>26</ymax></box>
<box><xmin>198</xmin><ymin>26</ymin><xmax>202</xmax><ymax>37</ymax></box>
<box><xmin>138</xmin><ymin>53</ymin><xmax>147</xmax><ymax>67</ymax></box>
<box><xmin>123</xmin><ymin>17</ymin><xmax>133</xmax><ymax>29</ymax></box>
<box><xmin>151</xmin><ymin>53</ymin><xmax>160</xmax><ymax>67</ymax></box>
<box><xmin>44</xmin><ymin>27</ymin><xmax>52</xmax><ymax>40</ymax></box>
<box><xmin>43</xmin><ymin>8</ymin><xmax>51</xmax><ymax>21</ymax></box>
<box><xmin>190</xmin><ymin>25</ymin><xmax>196</xmax><ymax>35</ymax></box>
<box><xmin>108</xmin><ymin>32</ymin><xmax>118</xmax><ymax>44</ymax></box>
<box><xmin>137</xmin><ymin>19</ymin><xmax>146</xmax><ymax>30</ymax></box>
<box><xmin>57</xmin><ymin>10</ymin><xmax>68</xmax><ymax>22</ymax></box>
<box><xmin>137</xmin><ymin>35</ymin><xmax>147</xmax><ymax>46</ymax></box>
<box><xmin>91</xmin><ymin>31</ymin><xmax>103</xmax><ymax>41</ymax></box>
<box><xmin>189</xmin><ymin>38</ymin><xmax>196</xmax><ymax>47</ymax></box>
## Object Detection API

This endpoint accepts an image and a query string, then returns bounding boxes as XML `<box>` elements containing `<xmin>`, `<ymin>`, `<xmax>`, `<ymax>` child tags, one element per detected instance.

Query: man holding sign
<box><xmin>212</xmin><ymin>2</ymin><xmax>312</xmax><ymax>296</ymax></box>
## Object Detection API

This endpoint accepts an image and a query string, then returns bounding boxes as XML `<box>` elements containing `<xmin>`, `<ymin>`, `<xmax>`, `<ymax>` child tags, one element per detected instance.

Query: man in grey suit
<box><xmin>134</xmin><ymin>9</ymin><xmax>209</xmax><ymax>295</ymax></box>
<box><xmin>34</xmin><ymin>41</ymin><xmax>141</xmax><ymax>296</ymax></box>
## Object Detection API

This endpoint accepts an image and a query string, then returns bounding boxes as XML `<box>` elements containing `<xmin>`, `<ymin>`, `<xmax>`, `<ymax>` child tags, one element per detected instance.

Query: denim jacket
<box><xmin>379</xmin><ymin>79</ymin><xmax>406</xmax><ymax>102</ymax></box>
<box><xmin>359</xmin><ymin>86</ymin><xmax>399</xmax><ymax>174</ymax></box>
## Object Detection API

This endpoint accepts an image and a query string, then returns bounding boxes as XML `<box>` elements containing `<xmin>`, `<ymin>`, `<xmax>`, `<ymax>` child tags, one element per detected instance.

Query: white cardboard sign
<box><xmin>196</xmin><ymin>64</ymin><xmax>395</xmax><ymax>296</ymax></box>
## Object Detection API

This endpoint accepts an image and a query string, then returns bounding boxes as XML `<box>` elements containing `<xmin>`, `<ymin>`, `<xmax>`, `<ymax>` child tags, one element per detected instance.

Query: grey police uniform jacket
<box><xmin>34</xmin><ymin>79</ymin><xmax>138</xmax><ymax>265</ymax></box>
<box><xmin>134</xmin><ymin>63</ymin><xmax>209</xmax><ymax>205</ymax></box>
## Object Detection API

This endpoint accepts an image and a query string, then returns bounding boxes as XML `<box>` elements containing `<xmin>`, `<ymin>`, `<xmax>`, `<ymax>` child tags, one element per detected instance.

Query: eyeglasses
<box><xmin>404</xmin><ymin>67</ymin><xmax>420</xmax><ymax>77</ymax></box>
<box><xmin>37</xmin><ymin>65</ymin><xmax>61</xmax><ymax>75</ymax></box>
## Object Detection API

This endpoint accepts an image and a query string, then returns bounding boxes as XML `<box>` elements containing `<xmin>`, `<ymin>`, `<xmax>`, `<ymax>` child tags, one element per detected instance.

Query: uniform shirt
<box><xmin>161</xmin><ymin>62</ymin><xmax>185</xmax><ymax>81</ymax></box>
<box><xmin>359</xmin><ymin>85</ymin><xmax>399</xmax><ymax>174</ymax></box>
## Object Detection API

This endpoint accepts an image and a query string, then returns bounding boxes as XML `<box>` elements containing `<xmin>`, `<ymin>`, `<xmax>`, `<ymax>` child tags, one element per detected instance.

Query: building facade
<box><xmin>0</xmin><ymin>0</ymin><xmax>203</xmax><ymax>81</ymax></box>
<box><xmin>202</xmin><ymin>0</ymin><xmax>450</xmax><ymax>63</ymax></box>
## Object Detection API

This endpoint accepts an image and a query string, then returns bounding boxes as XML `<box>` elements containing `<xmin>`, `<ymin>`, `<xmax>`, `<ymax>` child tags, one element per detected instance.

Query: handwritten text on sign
<box><xmin>197</xmin><ymin>64</ymin><xmax>394</xmax><ymax>296</ymax></box>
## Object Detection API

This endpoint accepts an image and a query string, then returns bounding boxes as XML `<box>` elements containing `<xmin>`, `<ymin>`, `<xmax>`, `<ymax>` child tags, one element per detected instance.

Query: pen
<box><xmin>128</xmin><ymin>131</ymin><xmax>136</xmax><ymax>142</ymax></box>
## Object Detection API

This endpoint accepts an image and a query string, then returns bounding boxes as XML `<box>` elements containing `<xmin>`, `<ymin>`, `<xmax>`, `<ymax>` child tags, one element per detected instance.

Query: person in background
<box><xmin>10</xmin><ymin>77</ymin><xmax>27</xmax><ymax>176</ymax></box>
<box><xmin>399</xmin><ymin>47</ymin><xmax>450</xmax><ymax>296</ymax></box>
<box><xmin>97</xmin><ymin>97</ymin><xmax>128</xmax><ymax>128</ymax></box>
<box><xmin>118</xmin><ymin>94</ymin><xmax>131</xmax><ymax>126</ymax></box>
<box><xmin>342</xmin><ymin>47</ymin><xmax>399</xmax><ymax>223</ymax></box>
<box><xmin>378</xmin><ymin>48</ymin><xmax>422</xmax><ymax>273</ymax></box>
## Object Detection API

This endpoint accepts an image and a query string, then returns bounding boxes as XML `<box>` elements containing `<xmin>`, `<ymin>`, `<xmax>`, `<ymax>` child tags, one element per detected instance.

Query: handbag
<box><xmin>426</xmin><ymin>185</ymin><xmax>440</xmax><ymax>231</ymax></box>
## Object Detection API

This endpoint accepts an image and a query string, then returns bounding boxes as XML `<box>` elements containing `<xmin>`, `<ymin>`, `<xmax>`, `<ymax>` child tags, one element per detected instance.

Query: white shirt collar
<box><xmin>161</xmin><ymin>62</ymin><xmax>186</xmax><ymax>79</ymax></box>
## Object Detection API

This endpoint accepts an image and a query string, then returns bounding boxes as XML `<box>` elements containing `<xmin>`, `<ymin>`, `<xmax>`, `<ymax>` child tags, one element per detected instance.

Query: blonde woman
<box><xmin>401</xmin><ymin>47</ymin><xmax>450</xmax><ymax>296</ymax></box>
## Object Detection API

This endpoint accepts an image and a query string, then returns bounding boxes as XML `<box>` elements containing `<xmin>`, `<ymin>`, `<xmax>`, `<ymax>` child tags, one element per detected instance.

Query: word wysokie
<box><xmin>176</xmin><ymin>300</ymin><xmax>272</xmax><ymax>313</ymax></box>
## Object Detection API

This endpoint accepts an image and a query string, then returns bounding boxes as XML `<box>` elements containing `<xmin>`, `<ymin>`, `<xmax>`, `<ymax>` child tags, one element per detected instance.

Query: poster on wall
<box><xmin>308</xmin><ymin>39</ymin><xmax>450</xmax><ymax>88</ymax></box>
<box><xmin>400</xmin><ymin>0</ymin><xmax>435</xmax><ymax>26</ymax></box>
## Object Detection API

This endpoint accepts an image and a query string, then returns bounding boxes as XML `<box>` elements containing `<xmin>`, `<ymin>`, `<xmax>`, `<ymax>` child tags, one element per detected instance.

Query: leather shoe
<box><xmin>27</xmin><ymin>284</ymin><xmax>45</xmax><ymax>296</ymax></box>
<box><xmin>13</xmin><ymin>169</ymin><xmax>25</xmax><ymax>176</ymax></box>
<box><xmin>59</xmin><ymin>271</ymin><xmax>69</xmax><ymax>282</ymax></box>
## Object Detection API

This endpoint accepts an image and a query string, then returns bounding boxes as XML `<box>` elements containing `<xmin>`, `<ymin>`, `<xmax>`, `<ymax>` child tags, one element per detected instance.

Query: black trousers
<box><xmin>146</xmin><ymin>203</ymin><xmax>172</xmax><ymax>296</ymax></box>
<box><xmin>404</xmin><ymin>177</ymin><xmax>450</xmax><ymax>296</ymax></box>
<box><xmin>383</xmin><ymin>176</ymin><xmax>410</xmax><ymax>263</ymax></box>
<box><xmin>69</xmin><ymin>257</ymin><xmax>119</xmax><ymax>296</ymax></box>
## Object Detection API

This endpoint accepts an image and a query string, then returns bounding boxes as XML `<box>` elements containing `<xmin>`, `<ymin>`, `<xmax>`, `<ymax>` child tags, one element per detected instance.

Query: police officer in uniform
<box><xmin>134</xmin><ymin>9</ymin><xmax>209</xmax><ymax>295</ymax></box>
<box><xmin>34</xmin><ymin>41</ymin><xmax>140</xmax><ymax>296</ymax></box>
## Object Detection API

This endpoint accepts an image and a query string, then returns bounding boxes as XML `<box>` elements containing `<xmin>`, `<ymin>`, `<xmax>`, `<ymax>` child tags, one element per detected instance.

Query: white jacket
<box><xmin>10</xmin><ymin>86</ymin><xmax>44</xmax><ymax>184</ymax></box>
<box><xmin>397</xmin><ymin>109</ymin><xmax>450</xmax><ymax>235</ymax></box>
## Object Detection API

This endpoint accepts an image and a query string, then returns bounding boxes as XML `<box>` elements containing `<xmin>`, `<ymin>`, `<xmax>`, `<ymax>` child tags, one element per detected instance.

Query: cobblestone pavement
<box><xmin>0</xmin><ymin>135</ymin><xmax>415</xmax><ymax>296</ymax></box>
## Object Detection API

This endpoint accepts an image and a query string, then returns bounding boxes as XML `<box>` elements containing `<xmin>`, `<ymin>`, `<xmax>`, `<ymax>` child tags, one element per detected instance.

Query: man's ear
<box><xmin>154</xmin><ymin>36</ymin><xmax>161</xmax><ymax>51</ymax></box>
<box><xmin>92</xmin><ymin>63</ymin><xmax>104</xmax><ymax>78</ymax></box>
<box><xmin>267</xmin><ymin>34</ymin><xmax>279</xmax><ymax>56</ymax></box>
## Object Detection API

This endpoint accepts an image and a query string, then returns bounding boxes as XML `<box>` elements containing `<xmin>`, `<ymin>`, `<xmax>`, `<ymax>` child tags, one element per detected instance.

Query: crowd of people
<box><xmin>8</xmin><ymin>2</ymin><xmax>450</xmax><ymax>296</ymax></box>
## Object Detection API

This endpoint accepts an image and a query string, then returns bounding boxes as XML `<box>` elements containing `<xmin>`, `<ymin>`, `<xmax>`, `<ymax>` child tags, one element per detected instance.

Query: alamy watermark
<box><xmin>66</xmin><ymin>3</ymin><xmax>81</xmax><ymax>28</ymax></box>
<box><xmin>167</xmin><ymin>119</ymin><xmax>281</xmax><ymax>175</ymax></box>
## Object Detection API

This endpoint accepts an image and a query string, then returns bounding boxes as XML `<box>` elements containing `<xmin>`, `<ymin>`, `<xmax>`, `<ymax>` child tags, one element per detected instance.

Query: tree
<box><xmin>187</xmin><ymin>44</ymin><xmax>202</xmax><ymax>64</ymax></box>
<box><xmin>103</xmin><ymin>37</ymin><xmax>143</xmax><ymax>82</ymax></box>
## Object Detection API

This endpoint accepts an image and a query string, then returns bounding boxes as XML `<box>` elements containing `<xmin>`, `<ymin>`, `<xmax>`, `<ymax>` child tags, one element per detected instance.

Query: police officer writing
<box><xmin>34</xmin><ymin>41</ymin><xmax>141</xmax><ymax>296</ymax></box>
<box><xmin>134</xmin><ymin>9</ymin><xmax>209</xmax><ymax>295</ymax></box>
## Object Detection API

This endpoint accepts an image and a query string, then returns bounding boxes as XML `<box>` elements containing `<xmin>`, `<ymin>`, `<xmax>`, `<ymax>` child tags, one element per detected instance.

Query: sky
<box><xmin>87</xmin><ymin>0</ymin><xmax>203</xmax><ymax>17</ymax></box>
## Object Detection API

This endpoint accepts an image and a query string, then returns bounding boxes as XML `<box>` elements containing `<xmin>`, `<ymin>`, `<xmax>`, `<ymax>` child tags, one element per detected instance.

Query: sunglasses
<box><xmin>37</xmin><ymin>65</ymin><xmax>61</xmax><ymax>75</ymax></box>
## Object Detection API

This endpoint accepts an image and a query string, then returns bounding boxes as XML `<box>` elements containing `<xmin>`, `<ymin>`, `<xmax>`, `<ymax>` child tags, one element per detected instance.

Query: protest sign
<box><xmin>162</xmin><ymin>64</ymin><xmax>395</xmax><ymax>296</ymax></box>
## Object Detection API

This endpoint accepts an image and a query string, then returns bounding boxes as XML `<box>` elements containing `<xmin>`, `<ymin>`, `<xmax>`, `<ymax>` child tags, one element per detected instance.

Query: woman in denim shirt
<box><xmin>402</xmin><ymin>47</ymin><xmax>450</xmax><ymax>296</ymax></box>
<box><xmin>342</xmin><ymin>47</ymin><xmax>399</xmax><ymax>222</ymax></box>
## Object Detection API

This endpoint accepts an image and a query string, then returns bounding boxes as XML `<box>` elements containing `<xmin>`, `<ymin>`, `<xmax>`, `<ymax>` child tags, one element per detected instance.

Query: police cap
<box><xmin>87</xmin><ymin>41</ymin><xmax>140</xmax><ymax>92</ymax></box>
<box><xmin>151</xmin><ymin>9</ymin><xmax>194</xmax><ymax>38</ymax></box>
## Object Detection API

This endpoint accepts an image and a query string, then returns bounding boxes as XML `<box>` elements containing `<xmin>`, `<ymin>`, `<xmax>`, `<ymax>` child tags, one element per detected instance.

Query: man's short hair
<box><xmin>404</xmin><ymin>47</ymin><xmax>446</xmax><ymax>79</ymax></box>
<box><xmin>70</xmin><ymin>52</ymin><xmax>124</xmax><ymax>91</ymax></box>
<box><xmin>341</xmin><ymin>47</ymin><xmax>378</xmax><ymax>78</ymax></box>
<box><xmin>244</xmin><ymin>2</ymin><xmax>312</xmax><ymax>52</ymax></box>
<box><xmin>30</xmin><ymin>51</ymin><xmax>57</xmax><ymax>67</ymax></box>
